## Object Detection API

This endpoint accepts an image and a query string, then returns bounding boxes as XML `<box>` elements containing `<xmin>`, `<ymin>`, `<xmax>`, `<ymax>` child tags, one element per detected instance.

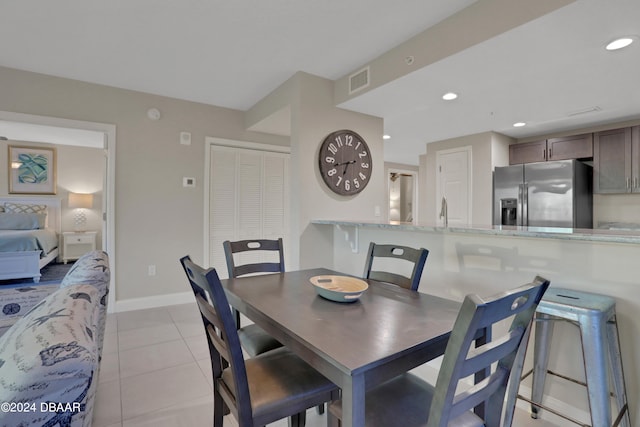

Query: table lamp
<box><xmin>68</xmin><ymin>192</ymin><xmax>93</xmax><ymax>231</ymax></box>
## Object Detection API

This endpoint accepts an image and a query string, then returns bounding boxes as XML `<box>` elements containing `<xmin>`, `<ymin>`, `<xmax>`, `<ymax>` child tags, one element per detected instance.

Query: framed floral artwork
<box><xmin>8</xmin><ymin>145</ymin><xmax>57</xmax><ymax>194</ymax></box>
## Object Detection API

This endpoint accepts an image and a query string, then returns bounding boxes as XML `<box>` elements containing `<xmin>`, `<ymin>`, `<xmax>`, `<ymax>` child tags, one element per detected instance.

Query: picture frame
<box><xmin>8</xmin><ymin>145</ymin><xmax>57</xmax><ymax>195</ymax></box>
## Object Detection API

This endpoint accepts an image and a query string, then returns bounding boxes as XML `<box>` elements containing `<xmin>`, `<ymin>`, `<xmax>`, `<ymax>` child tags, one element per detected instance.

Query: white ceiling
<box><xmin>342</xmin><ymin>0</ymin><xmax>640</xmax><ymax>164</ymax></box>
<box><xmin>1</xmin><ymin>0</ymin><xmax>639</xmax><ymax>165</ymax></box>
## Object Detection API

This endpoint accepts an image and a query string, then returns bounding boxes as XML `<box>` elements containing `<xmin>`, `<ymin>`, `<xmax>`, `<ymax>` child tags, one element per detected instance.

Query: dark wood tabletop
<box><xmin>221</xmin><ymin>268</ymin><xmax>476</xmax><ymax>427</ymax></box>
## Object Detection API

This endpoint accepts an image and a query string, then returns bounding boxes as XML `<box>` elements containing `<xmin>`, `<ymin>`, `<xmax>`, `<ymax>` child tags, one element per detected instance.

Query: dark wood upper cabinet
<box><xmin>593</xmin><ymin>127</ymin><xmax>639</xmax><ymax>193</ymax></box>
<box><xmin>509</xmin><ymin>140</ymin><xmax>547</xmax><ymax>164</ymax></box>
<box><xmin>509</xmin><ymin>127</ymin><xmax>640</xmax><ymax>194</ymax></box>
<box><xmin>509</xmin><ymin>133</ymin><xmax>593</xmax><ymax>165</ymax></box>
<box><xmin>547</xmin><ymin>133</ymin><xmax>593</xmax><ymax>161</ymax></box>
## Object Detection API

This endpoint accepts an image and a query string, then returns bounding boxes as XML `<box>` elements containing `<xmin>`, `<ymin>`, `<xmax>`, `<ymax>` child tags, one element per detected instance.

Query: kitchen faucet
<box><xmin>439</xmin><ymin>196</ymin><xmax>448</xmax><ymax>228</ymax></box>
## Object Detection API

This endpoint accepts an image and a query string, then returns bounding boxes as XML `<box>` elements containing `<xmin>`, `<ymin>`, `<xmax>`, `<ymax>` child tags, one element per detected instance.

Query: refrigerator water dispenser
<box><xmin>500</xmin><ymin>198</ymin><xmax>518</xmax><ymax>226</ymax></box>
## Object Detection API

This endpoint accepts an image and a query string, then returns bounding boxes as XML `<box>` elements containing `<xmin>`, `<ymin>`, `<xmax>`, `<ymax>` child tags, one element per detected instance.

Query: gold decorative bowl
<box><xmin>309</xmin><ymin>275</ymin><xmax>369</xmax><ymax>303</ymax></box>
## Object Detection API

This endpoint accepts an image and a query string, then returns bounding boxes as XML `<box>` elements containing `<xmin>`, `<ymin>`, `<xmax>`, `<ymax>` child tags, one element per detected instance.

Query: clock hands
<box><xmin>334</xmin><ymin>160</ymin><xmax>356</xmax><ymax>167</ymax></box>
<box><xmin>335</xmin><ymin>160</ymin><xmax>356</xmax><ymax>175</ymax></box>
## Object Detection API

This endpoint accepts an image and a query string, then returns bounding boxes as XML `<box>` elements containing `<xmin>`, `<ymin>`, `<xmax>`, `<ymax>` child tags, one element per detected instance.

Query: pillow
<box><xmin>4</xmin><ymin>202</ymin><xmax>47</xmax><ymax>214</ymax></box>
<box><xmin>0</xmin><ymin>213</ymin><xmax>46</xmax><ymax>230</ymax></box>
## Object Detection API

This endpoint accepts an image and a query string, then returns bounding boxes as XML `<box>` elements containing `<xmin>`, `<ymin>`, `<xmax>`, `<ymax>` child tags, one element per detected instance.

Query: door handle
<box><xmin>517</xmin><ymin>184</ymin><xmax>522</xmax><ymax>225</ymax></box>
<box><xmin>523</xmin><ymin>183</ymin><xmax>528</xmax><ymax>226</ymax></box>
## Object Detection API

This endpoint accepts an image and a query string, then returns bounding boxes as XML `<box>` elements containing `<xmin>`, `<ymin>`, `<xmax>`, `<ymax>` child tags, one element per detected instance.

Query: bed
<box><xmin>0</xmin><ymin>197</ymin><xmax>61</xmax><ymax>283</ymax></box>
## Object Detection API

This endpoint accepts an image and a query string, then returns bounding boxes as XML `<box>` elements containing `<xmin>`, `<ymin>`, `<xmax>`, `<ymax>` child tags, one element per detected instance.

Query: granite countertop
<box><xmin>311</xmin><ymin>219</ymin><xmax>640</xmax><ymax>244</ymax></box>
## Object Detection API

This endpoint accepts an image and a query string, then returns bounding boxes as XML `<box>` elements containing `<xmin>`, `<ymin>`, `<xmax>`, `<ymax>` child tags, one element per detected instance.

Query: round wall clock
<box><xmin>318</xmin><ymin>129</ymin><xmax>372</xmax><ymax>196</ymax></box>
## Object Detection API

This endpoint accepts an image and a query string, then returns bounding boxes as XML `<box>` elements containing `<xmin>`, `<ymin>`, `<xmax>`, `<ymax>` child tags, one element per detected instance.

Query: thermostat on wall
<box><xmin>180</xmin><ymin>131</ymin><xmax>191</xmax><ymax>145</ymax></box>
<box><xmin>183</xmin><ymin>177</ymin><xmax>196</xmax><ymax>187</ymax></box>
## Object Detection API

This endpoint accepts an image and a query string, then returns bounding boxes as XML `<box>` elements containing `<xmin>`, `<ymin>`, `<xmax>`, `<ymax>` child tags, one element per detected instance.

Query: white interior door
<box><xmin>436</xmin><ymin>146</ymin><xmax>472</xmax><ymax>226</ymax></box>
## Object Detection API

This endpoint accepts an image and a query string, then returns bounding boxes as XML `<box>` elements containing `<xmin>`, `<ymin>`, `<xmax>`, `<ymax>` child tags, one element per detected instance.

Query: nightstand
<box><xmin>62</xmin><ymin>231</ymin><xmax>97</xmax><ymax>264</ymax></box>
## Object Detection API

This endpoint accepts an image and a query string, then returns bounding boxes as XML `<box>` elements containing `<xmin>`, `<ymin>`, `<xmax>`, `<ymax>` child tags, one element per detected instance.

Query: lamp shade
<box><xmin>68</xmin><ymin>192</ymin><xmax>93</xmax><ymax>209</ymax></box>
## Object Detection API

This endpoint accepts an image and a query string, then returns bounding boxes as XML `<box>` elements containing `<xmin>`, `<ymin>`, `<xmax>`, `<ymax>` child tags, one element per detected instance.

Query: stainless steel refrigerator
<box><xmin>493</xmin><ymin>159</ymin><xmax>593</xmax><ymax>228</ymax></box>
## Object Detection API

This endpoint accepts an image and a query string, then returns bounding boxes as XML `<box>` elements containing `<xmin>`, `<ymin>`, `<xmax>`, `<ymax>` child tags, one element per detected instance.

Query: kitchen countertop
<box><xmin>312</xmin><ymin>219</ymin><xmax>640</xmax><ymax>245</ymax></box>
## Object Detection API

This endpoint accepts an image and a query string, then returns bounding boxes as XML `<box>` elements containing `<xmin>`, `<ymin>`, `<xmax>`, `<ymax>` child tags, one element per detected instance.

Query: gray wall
<box><xmin>0</xmin><ymin>66</ymin><xmax>386</xmax><ymax>304</ymax></box>
<box><xmin>0</xmin><ymin>65</ymin><xmax>288</xmax><ymax>301</ymax></box>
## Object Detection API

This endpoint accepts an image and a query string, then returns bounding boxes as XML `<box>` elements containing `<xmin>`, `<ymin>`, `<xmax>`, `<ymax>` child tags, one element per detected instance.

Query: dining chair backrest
<box><xmin>223</xmin><ymin>238</ymin><xmax>287</xmax><ymax>333</ymax></box>
<box><xmin>363</xmin><ymin>242</ymin><xmax>429</xmax><ymax>291</ymax></box>
<box><xmin>180</xmin><ymin>256</ymin><xmax>253</xmax><ymax>423</ymax></box>
<box><xmin>223</xmin><ymin>238</ymin><xmax>285</xmax><ymax>278</ymax></box>
<box><xmin>427</xmin><ymin>276</ymin><xmax>550</xmax><ymax>427</ymax></box>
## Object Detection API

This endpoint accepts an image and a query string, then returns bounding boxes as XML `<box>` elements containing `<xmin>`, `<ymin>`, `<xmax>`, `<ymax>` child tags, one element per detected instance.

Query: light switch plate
<box><xmin>183</xmin><ymin>177</ymin><xmax>196</xmax><ymax>187</ymax></box>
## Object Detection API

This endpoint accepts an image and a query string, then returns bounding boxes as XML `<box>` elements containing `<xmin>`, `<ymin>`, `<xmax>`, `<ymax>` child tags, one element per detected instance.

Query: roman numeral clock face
<box><xmin>318</xmin><ymin>130</ymin><xmax>372</xmax><ymax>196</ymax></box>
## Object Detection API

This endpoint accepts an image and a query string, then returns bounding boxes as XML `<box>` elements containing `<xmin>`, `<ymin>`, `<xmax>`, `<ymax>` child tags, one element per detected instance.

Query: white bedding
<box><xmin>0</xmin><ymin>197</ymin><xmax>61</xmax><ymax>282</ymax></box>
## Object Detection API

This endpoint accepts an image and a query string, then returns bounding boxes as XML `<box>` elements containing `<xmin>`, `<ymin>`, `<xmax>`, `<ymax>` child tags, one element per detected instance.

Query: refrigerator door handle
<box><xmin>517</xmin><ymin>184</ymin><xmax>523</xmax><ymax>226</ymax></box>
<box><xmin>522</xmin><ymin>183</ymin><xmax>529</xmax><ymax>226</ymax></box>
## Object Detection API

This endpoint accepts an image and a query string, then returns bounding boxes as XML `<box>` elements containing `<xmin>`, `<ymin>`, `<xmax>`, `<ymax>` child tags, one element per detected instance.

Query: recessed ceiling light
<box><xmin>383</xmin><ymin>134</ymin><xmax>391</xmax><ymax>140</ymax></box>
<box><xmin>442</xmin><ymin>92</ymin><xmax>458</xmax><ymax>101</ymax></box>
<box><xmin>513</xmin><ymin>122</ymin><xmax>526</xmax><ymax>127</ymax></box>
<box><xmin>606</xmin><ymin>37</ymin><xmax>635</xmax><ymax>51</ymax></box>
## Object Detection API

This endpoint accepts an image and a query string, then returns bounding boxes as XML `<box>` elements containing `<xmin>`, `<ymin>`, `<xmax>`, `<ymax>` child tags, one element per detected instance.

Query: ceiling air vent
<box><xmin>349</xmin><ymin>66</ymin><xmax>370</xmax><ymax>94</ymax></box>
<box><xmin>567</xmin><ymin>106</ymin><xmax>602</xmax><ymax>117</ymax></box>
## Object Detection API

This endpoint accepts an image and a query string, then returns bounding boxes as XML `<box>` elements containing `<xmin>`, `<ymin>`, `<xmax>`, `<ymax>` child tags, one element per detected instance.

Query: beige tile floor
<box><xmin>94</xmin><ymin>303</ymin><xmax>566</xmax><ymax>427</ymax></box>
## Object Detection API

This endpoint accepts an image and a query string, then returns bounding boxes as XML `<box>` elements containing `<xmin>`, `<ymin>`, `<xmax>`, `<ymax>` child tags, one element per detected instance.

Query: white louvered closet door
<box><xmin>209</xmin><ymin>145</ymin><xmax>290</xmax><ymax>278</ymax></box>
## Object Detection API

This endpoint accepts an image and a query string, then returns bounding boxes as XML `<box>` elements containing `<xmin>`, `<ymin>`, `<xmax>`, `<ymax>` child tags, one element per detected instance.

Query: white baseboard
<box><xmin>114</xmin><ymin>291</ymin><xmax>194</xmax><ymax>312</ymax></box>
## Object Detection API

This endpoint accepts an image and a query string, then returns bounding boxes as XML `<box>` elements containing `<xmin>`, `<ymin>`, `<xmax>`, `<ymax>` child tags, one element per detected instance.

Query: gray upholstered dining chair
<box><xmin>223</xmin><ymin>238</ymin><xmax>285</xmax><ymax>357</ymax></box>
<box><xmin>328</xmin><ymin>276</ymin><xmax>550</xmax><ymax>427</ymax></box>
<box><xmin>363</xmin><ymin>242</ymin><xmax>429</xmax><ymax>291</ymax></box>
<box><xmin>180</xmin><ymin>255</ymin><xmax>339</xmax><ymax>427</ymax></box>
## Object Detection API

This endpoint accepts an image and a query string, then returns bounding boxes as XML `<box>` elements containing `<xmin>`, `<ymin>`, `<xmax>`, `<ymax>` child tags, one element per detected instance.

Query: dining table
<box><xmin>220</xmin><ymin>268</ymin><xmax>490</xmax><ymax>427</ymax></box>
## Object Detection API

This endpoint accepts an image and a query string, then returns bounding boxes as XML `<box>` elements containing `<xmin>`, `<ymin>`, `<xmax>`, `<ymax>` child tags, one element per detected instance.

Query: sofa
<box><xmin>0</xmin><ymin>250</ymin><xmax>110</xmax><ymax>427</ymax></box>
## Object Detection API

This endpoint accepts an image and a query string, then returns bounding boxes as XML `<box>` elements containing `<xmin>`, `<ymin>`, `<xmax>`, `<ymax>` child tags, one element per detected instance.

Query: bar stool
<box><xmin>528</xmin><ymin>288</ymin><xmax>631</xmax><ymax>427</ymax></box>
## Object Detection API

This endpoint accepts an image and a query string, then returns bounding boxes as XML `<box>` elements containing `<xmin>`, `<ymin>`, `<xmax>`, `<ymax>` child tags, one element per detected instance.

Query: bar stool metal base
<box><xmin>526</xmin><ymin>288</ymin><xmax>631</xmax><ymax>427</ymax></box>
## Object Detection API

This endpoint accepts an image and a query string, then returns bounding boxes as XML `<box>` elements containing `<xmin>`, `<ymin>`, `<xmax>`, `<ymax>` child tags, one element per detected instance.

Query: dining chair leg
<box><xmin>213</xmin><ymin>391</ymin><xmax>224</xmax><ymax>427</ymax></box>
<box><xmin>288</xmin><ymin>411</ymin><xmax>306</xmax><ymax>427</ymax></box>
<box><xmin>327</xmin><ymin>391</ymin><xmax>341</xmax><ymax>427</ymax></box>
